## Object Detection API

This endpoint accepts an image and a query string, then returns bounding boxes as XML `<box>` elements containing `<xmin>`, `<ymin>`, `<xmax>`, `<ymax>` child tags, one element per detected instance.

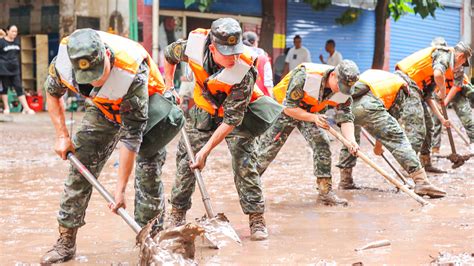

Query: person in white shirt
<box><xmin>319</xmin><ymin>39</ymin><xmax>343</xmax><ymax>66</ymax></box>
<box><xmin>282</xmin><ymin>35</ymin><xmax>311</xmax><ymax>76</ymax></box>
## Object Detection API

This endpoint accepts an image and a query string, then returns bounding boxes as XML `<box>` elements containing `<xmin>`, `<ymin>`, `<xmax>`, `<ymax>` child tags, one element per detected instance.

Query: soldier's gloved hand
<box><xmin>442</xmin><ymin>119</ymin><xmax>451</xmax><ymax>128</ymax></box>
<box><xmin>313</xmin><ymin>114</ymin><xmax>329</xmax><ymax>129</ymax></box>
<box><xmin>373</xmin><ymin>140</ymin><xmax>383</xmax><ymax>156</ymax></box>
<box><xmin>55</xmin><ymin>136</ymin><xmax>75</xmax><ymax>160</ymax></box>
<box><xmin>109</xmin><ymin>190</ymin><xmax>126</xmax><ymax>214</ymax></box>
<box><xmin>190</xmin><ymin>149</ymin><xmax>208</xmax><ymax>171</ymax></box>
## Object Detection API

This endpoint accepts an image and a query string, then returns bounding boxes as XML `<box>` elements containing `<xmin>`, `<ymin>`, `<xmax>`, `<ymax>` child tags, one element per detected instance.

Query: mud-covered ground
<box><xmin>1</xmin><ymin>111</ymin><xmax>473</xmax><ymax>265</ymax></box>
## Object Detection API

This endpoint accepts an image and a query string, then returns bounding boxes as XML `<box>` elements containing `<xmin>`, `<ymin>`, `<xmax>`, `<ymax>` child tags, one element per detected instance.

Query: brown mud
<box><xmin>1</xmin><ymin>111</ymin><xmax>473</xmax><ymax>265</ymax></box>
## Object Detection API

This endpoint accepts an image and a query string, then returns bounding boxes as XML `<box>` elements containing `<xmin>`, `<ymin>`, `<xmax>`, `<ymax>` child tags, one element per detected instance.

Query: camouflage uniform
<box><xmin>336</xmin><ymin>78</ymin><xmax>422</xmax><ymax>174</ymax></box>
<box><xmin>257</xmin><ymin>67</ymin><xmax>354</xmax><ymax>179</ymax></box>
<box><xmin>46</xmin><ymin>57</ymin><xmax>167</xmax><ymax>229</ymax></box>
<box><xmin>165</xmin><ymin>38</ymin><xmax>265</xmax><ymax>215</ymax></box>
<box><xmin>432</xmin><ymin>83</ymin><xmax>474</xmax><ymax>149</ymax></box>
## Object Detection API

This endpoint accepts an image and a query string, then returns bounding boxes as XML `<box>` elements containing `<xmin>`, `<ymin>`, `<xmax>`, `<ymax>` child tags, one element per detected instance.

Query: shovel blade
<box><xmin>196</xmin><ymin>213</ymin><xmax>242</xmax><ymax>248</ymax></box>
<box><xmin>447</xmin><ymin>153</ymin><xmax>467</xmax><ymax>169</ymax></box>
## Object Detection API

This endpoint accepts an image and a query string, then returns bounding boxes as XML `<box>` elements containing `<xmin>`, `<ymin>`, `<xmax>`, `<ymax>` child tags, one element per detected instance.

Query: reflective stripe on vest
<box><xmin>185</xmin><ymin>28</ymin><xmax>262</xmax><ymax>117</ymax></box>
<box><xmin>359</xmin><ymin>69</ymin><xmax>406</xmax><ymax>109</ymax></box>
<box><xmin>273</xmin><ymin>63</ymin><xmax>347</xmax><ymax>113</ymax></box>
<box><xmin>395</xmin><ymin>46</ymin><xmax>454</xmax><ymax>90</ymax></box>
<box><xmin>56</xmin><ymin>31</ymin><xmax>165</xmax><ymax>123</ymax></box>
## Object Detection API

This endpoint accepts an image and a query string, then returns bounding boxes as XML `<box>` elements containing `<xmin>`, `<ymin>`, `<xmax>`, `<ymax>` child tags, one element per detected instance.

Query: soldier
<box><xmin>163</xmin><ymin>18</ymin><xmax>281</xmax><ymax>241</ymax></box>
<box><xmin>41</xmin><ymin>29</ymin><xmax>184</xmax><ymax>263</ymax></box>
<box><xmin>336</xmin><ymin>69</ymin><xmax>446</xmax><ymax>198</ymax></box>
<box><xmin>257</xmin><ymin>61</ymin><xmax>360</xmax><ymax>206</ymax></box>
<box><xmin>432</xmin><ymin>72</ymin><xmax>474</xmax><ymax>154</ymax></box>
<box><xmin>395</xmin><ymin>41</ymin><xmax>472</xmax><ymax>173</ymax></box>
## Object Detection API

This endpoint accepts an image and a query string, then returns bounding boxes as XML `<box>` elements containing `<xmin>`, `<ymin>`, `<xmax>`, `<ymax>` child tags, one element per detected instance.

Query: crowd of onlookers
<box><xmin>0</xmin><ymin>25</ymin><xmax>36</xmax><ymax>114</ymax></box>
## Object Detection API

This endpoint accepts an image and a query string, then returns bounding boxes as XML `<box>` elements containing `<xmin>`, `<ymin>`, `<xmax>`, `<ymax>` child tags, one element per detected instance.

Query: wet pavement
<box><xmin>1</xmin><ymin>112</ymin><xmax>473</xmax><ymax>265</ymax></box>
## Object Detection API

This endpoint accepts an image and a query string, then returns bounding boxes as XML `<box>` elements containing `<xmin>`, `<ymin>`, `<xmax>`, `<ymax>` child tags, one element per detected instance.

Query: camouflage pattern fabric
<box><xmin>170</xmin><ymin>106</ymin><xmax>265</xmax><ymax>214</ymax></box>
<box><xmin>336</xmin><ymin>92</ymin><xmax>422</xmax><ymax>174</ymax></box>
<box><xmin>58</xmin><ymin>102</ymin><xmax>168</xmax><ymax>228</ymax></box>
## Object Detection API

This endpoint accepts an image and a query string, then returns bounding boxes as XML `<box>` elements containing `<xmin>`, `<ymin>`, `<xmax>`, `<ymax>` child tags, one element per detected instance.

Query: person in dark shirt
<box><xmin>0</xmin><ymin>25</ymin><xmax>35</xmax><ymax>114</ymax></box>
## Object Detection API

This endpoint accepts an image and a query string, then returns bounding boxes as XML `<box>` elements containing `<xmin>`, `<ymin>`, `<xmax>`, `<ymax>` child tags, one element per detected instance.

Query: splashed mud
<box><xmin>1</xmin><ymin>112</ymin><xmax>473</xmax><ymax>264</ymax></box>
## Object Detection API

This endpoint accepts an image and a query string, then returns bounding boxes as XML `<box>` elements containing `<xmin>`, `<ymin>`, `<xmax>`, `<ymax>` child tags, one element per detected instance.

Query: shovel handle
<box><xmin>180</xmin><ymin>128</ymin><xmax>216</xmax><ymax>218</ymax></box>
<box><xmin>440</xmin><ymin>104</ymin><xmax>457</xmax><ymax>154</ymax></box>
<box><xmin>326</xmin><ymin>127</ymin><xmax>429</xmax><ymax>206</ymax></box>
<box><xmin>361</xmin><ymin>128</ymin><xmax>412</xmax><ymax>187</ymax></box>
<box><xmin>67</xmin><ymin>153</ymin><xmax>142</xmax><ymax>234</ymax></box>
<box><xmin>450</xmin><ymin>123</ymin><xmax>470</xmax><ymax>146</ymax></box>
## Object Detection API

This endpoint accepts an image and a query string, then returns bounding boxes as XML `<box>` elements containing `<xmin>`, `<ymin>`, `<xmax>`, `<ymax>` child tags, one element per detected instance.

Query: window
<box><xmin>9</xmin><ymin>6</ymin><xmax>32</xmax><ymax>34</ymax></box>
<box><xmin>76</xmin><ymin>16</ymin><xmax>100</xmax><ymax>30</ymax></box>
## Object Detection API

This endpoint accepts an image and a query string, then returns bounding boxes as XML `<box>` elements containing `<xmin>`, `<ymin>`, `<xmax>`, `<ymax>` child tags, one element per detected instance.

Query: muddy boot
<box><xmin>41</xmin><ymin>225</ymin><xmax>78</xmax><ymax>264</ymax></box>
<box><xmin>419</xmin><ymin>154</ymin><xmax>447</xmax><ymax>173</ymax></box>
<box><xmin>410</xmin><ymin>168</ymin><xmax>446</xmax><ymax>198</ymax></box>
<box><xmin>249</xmin><ymin>213</ymin><xmax>268</xmax><ymax>241</ymax></box>
<box><xmin>338</xmin><ymin>168</ymin><xmax>359</xmax><ymax>190</ymax></box>
<box><xmin>165</xmin><ymin>207</ymin><xmax>186</xmax><ymax>228</ymax></box>
<box><xmin>317</xmin><ymin>178</ymin><xmax>348</xmax><ymax>207</ymax></box>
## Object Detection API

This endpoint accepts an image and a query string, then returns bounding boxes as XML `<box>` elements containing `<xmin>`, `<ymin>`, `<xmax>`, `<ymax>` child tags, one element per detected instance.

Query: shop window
<box><xmin>41</xmin><ymin>6</ymin><xmax>60</xmax><ymax>33</ymax></box>
<box><xmin>9</xmin><ymin>6</ymin><xmax>32</xmax><ymax>34</ymax></box>
<box><xmin>76</xmin><ymin>16</ymin><xmax>100</xmax><ymax>30</ymax></box>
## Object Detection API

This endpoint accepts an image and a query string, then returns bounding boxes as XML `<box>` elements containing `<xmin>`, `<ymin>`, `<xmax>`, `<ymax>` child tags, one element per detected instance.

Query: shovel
<box><xmin>361</xmin><ymin>128</ymin><xmax>413</xmax><ymax>189</ymax></box>
<box><xmin>180</xmin><ymin>128</ymin><xmax>242</xmax><ymax>248</ymax></box>
<box><xmin>67</xmin><ymin>153</ymin><xmax>198</xmax><ymax>265</ymax></box>
<box><xmin>439</xmin><ymin>104</ymin><xmax>470</xmax><ymax>168</ymax></box>
<box><xmin>325</xmin><ymin>127</ymin><xmax>430</xmax><ymax>206</ymax></box>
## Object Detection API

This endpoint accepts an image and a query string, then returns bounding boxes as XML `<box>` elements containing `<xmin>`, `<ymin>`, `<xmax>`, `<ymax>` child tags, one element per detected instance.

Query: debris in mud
<box><xmin>355</xmin><ymin>239</ymin><xmax>391</xmax><ymax>251</ymax></box>
<box><xmin>430</xmin><ymin>252</ymin><xmax>474</xmax><ymax>265</ymax></box>
<box><xmin>137</xmin><ymin>222</ymin><xmax>205</xmax><ymax>265</ymax></box>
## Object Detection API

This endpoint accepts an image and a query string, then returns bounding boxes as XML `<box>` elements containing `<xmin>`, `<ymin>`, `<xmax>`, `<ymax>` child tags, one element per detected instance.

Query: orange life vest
<box><xmin>55</xmin><ymin>31</ymin><xmax>165</xmax><ymax>123</ymax></box>
<box><xmin>442</xmin><ymin>71</ymin><xmax>470</xmax><ymax>96</ymax></box>
<box><xmin>358</xmin><ymin>69</ymin><xmax>406</xmax><ymax>109</ymax></box>
<box><xmin>185</xmin><ymin>28</ymin><xmax>262</xmax><ymax>117</ymax></box>
<box><xmin>395</xmin><ymin>46</ymin><xmax>454</xmax><ymax>90</ymax></box>
<box><xmin>273</xmin><ymin>63</ymin><xmax>350</xmax><ymax>113</ymax></box>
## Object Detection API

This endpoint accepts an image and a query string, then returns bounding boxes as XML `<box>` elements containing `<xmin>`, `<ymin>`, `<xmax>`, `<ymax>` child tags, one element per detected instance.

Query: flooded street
<box><xmin>1</xmin><ymin>112</ymin><xmax>473</xmax><ymax>265</ymax></box>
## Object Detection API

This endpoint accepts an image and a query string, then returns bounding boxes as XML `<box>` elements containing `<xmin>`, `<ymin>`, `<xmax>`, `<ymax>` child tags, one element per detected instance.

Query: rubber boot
<box><xmin>410</xmin><ymin>168</ymin><xmax>446</xmax><ymax>198</ymax></box>
<box><xmin>338</xmin><ymin>168</ymin><xmax>359</xmax><ymax>190</ymax></box>
<box><xmin>165</xmin><ymin>207</ymin><xmax>187</xmax><ymax>228</ymax></box>
<box><xmin>317</xmin><ymin>177</ymin><xmax>349</xmax><ymax>207</ymax></box>
<box><xmin>419</xmin><ymin>154</ymin><xmax>447</xmax><ymax>173</ymax></box>
<box><xmin>41</xmin><ymin>225</ymin><xmax>78</xmax><ymax>264</ymax></box>
<box><xmin>249</xmin><ymin>213</ymin><xmax>268</xmax><ymax>241</ymax></box>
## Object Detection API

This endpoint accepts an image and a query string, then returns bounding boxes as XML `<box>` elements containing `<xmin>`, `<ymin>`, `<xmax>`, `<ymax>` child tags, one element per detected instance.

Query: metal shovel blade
<box><xmin>447</xmin><ymin>153</ymin><xmax>469</xmax><ymax>169</ymax></box>
<box><xmin>196</xmin><ymin>213</ymin><xmax>242</xmax><ymax>249</ymax></box>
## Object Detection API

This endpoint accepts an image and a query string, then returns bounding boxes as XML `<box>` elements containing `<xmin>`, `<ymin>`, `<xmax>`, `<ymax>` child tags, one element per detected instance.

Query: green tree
<box><xmin>304</xmin><ymin>0</ymin><xmax>443</xmax><ymax>69</ymax></box>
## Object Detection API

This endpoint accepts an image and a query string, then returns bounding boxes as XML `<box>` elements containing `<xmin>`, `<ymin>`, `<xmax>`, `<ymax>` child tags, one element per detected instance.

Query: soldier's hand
<box><xmin>190</xmin><ymin>150</ymin><xmax>208</xmax><ymax>170</ymax></box>
<box><xmin>348</xmin><ymin>141</ymin><xmax>359</xmax><ymax>156</ymax></box>
<box><xmin>442</xmin><ymin>119</ymin><xmax>451</xmax><ymax>128</ymax></box>
<box><xmin>54</xmin><ymin>136</ymin><xmax>75</xmax><ymax>160</ymax></box>
<box><xmin>109</xmin><ymin>191</ymin><xmax>126</xmax><ymax>214</ymax></box>
<box><xmin>373</xmin><ymin>140</ymin><xmax>383</xmax><ymax>156</ymax></box>
<box><xmin>313</xmin><ymin>114</ymin><xmax>329</xmax><ymax>129</ymax></box>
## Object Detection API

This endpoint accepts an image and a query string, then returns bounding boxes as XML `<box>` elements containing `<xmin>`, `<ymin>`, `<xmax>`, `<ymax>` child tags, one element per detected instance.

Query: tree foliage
<box><xmin>303</xmin><ymin>0</ymin><xmax>443</xmax><ymax>25</ymax></box>
<box><xmin>184</xmin><ymin>0</ymin><xmax>215</xmax><ymax>12</ymax></box>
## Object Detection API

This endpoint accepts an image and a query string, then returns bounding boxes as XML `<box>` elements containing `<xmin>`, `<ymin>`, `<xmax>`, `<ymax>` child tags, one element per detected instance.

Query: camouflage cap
<box><xmin>67</xmin><ymin>29</ymin><xmax>106</xmax><ymax>84</ymax></box>
<box><xmin>454</xmin><ymin>41</ymin><xmax>472</xmax><ymax>67</ymax></box>
<box><xmin>210</xmin><ymin>18</ymin><xmax>244</xmax><ymax>56</ymax></box>
<box><xmin>335</xmin><ymin>60</ymin><xmax>360</xmax><ymax>95</ymax></box>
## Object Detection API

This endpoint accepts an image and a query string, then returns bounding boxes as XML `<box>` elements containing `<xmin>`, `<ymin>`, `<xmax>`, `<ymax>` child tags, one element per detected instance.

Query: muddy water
<box><xmin>1</xmin><ymin>112</ymin><xmax>473</xmax><ymax>265</ymax></box>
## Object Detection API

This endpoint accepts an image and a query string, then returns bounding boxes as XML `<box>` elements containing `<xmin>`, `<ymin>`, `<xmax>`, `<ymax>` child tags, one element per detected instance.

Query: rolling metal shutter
<box><xmin>286</xmin><ymin>1</ymin><xmax>375</xmax><ymax>71</ymax></box>
<box><xmin>389</xmin><ymin>7</ymin><xmax>461</xmax><ymax>70</ymax></box>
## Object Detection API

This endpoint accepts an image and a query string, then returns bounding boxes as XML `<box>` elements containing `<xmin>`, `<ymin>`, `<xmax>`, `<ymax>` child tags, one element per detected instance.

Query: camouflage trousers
<box><xmin>432</xmin><ymin>94</ymin><xmax>474</xmax><ymax>148</ymax></box>
<box><xmin>256</xmin><ymin>112</ymin><xmax>333</xmax><ymax>178</ymax></box>
<box><xmin>58</xmin><ymin>103</ymin><xmax>166</xmax><ymax>229</ymax></box>
<box><xmin>170</xmin><ymin>109</ymin><xmax>265</xmax><ymax>214</ymax></box>
<box><xmin>336</xmin><ymin>92</ymin><xmax>422</xmax><ymax>174</ymax></box>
